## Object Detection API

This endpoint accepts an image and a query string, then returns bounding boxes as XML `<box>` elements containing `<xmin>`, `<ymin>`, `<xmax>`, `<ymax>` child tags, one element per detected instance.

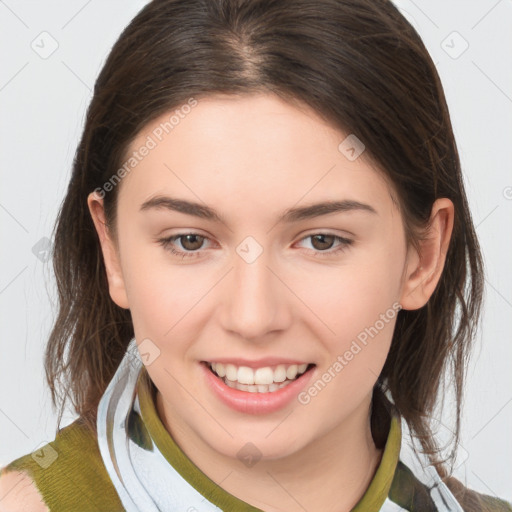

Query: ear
<box><xmin>399</xmin><ymin>198</ymin><xmax>454</xmax><ymax>311</ymax></box>
<box><xmin>87</xmin><ymin>191</ymin><xmax>130</xmax><ymax>309</ymax></box>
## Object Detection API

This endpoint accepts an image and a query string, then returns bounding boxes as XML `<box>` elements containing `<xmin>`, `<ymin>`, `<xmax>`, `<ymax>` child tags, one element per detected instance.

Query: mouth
<box><xmin>201</xmin><ymin>361</ymin><xmax>316</xmax><ymax>393</ymax></box>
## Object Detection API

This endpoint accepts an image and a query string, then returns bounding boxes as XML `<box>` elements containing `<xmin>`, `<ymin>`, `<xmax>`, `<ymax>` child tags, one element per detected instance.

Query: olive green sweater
<box><xmin>2</xmin><ymin>370</ymin><xmax>511</xmax><ymax>511</ymax></box>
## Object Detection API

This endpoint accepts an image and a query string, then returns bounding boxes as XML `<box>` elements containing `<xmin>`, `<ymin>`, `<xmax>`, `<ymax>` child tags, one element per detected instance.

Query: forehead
<box><xmin>117</xmin><ymin>93</ymin><xmax>397</xmax><ymax>220</ymax></box>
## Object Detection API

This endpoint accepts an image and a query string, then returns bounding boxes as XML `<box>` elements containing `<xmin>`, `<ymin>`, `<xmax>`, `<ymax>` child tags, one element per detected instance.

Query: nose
<box><xmin>219</xmin><ymin>244</ymin><xmax>291</xmax><ymax>341</ymax></box>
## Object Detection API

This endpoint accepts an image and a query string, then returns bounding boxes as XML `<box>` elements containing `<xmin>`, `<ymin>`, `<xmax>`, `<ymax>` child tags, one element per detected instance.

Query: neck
<box><xmin>156</xmin><ymin>390</ymin><xmax>384</xmax><ymax>512</ymax></box>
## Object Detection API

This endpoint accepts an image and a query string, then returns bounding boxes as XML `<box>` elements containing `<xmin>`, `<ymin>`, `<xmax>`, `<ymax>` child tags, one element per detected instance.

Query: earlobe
<box><xmin>399</xmin><ymin>198</ymin><xmax>454</xmax><ymax>311</ymax></box>
<box><xmin>86</xmin><ymin>191</ymin><xmax>130</xmax><ymax>309</ymax></box>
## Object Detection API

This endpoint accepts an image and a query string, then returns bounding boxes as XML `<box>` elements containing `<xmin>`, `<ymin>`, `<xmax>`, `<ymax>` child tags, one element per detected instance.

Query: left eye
<box><xmin>297</xmin><ymin>233</ymin><xmax>353</xmax><ymax>255</ymax></box>
<box><xmin>156</xmin><ymin>232</ymin><xmax>353</xmax><ymax>259</ymax></box>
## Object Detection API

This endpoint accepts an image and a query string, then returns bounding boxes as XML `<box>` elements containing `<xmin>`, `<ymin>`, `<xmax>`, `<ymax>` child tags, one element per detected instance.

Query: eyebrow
<box><xmin>139</xmin><ymin>195</ymin><xmax>378</xmax><ymax>223</ymax></box>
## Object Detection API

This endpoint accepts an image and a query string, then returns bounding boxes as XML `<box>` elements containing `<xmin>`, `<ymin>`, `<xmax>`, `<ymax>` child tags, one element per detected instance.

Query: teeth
<box><xmin>225</xmin><ymin>364</ymin><xmax>237</xmax><ymax>381</ymax></box>
<box><xmin>215</xmin><ymin>362</ymin><xmax>226</xmax><ymax>378</ymax></box>
<box><xmin>255</xmin><ymin>367</ymin><xmax>274</xmax><ymax>385</ymax></box>
<box><xmin>273</xmin><ymin>365</ymin><xmax>287</xmax><ymax>382</ymax></box>
<box><xmin>238</xmin><ymin>366</ymin><xmax>254</xmax><ymax>385</ymax></box>
<box><xmin>223</xmin><ymin>379</ymin><xmax>290</xmax><ymax>393</ymax></box>
<box><xmin>286</xmin><ymin>364</ymin><xmax>298</xmax><ymax>380</ymax></box>
<box><xmin>209</xmin><ymin>361</ymin><xmax>310</xmax><ymax>388</ymax></box>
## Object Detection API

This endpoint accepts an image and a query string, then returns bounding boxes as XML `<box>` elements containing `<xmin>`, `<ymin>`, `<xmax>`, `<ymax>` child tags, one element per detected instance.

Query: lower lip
<box><xmin>200</xmin><ymin>362</ymin><xmax>316</xmax><ymax>415</ymax></box>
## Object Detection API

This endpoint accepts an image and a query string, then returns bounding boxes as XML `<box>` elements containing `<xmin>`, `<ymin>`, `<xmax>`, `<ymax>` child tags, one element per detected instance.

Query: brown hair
<box><xmin>46</xmin><ymin>0</ymin><xmax>484</xmax><ymax>499</ymax></box>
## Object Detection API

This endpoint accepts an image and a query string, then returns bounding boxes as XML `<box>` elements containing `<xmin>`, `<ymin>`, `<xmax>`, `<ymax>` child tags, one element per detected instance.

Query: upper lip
<box><xmin>202</xmin><ymin>358</ymin><xmax>313</xmax><ymax>368</ymax></box>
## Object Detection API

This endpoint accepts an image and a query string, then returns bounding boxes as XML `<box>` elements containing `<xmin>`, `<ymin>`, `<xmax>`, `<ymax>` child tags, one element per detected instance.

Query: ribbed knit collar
<box><xmin>136</xmin><ymin>367</ymin><xmax>402</xmax><ymax>511</ymax></box>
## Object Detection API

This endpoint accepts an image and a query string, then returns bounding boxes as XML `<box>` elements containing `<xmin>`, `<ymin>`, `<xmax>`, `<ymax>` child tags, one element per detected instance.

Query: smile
<box><xmin>200</xmin><ymin>359</ymin><xmax>316</xmax><ymax>414</ymax></box>
<box><xmin>206</xmin><ymin>361</ymin><xmax>313</xmax><ymax>393</ymax></box>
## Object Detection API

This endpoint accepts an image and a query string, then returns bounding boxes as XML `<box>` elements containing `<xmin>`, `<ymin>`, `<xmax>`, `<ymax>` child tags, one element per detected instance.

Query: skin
<box><xmin>0</xmin><ymin>470</ymin><xmax>48</xmax><ymax>511</ymax></box>
<box><xmin>85</xmin><ymin>93</ymin><xmax>453</xmax><ymax>512</ymax></box>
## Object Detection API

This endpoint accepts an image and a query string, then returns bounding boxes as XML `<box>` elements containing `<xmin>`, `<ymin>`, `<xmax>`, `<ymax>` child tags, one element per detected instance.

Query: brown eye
<box><xmin>157</xmin><ymin>232</ymin><xmax>210</xmax><ymax>259</ymax></box>
<box><xmin>310</xmin><ymin>234</ymin><xmax>336</xmax><ymax>251</ymax></box>
<box><xmin>179</xmin><ymin>234</ymin><xmax>205</xmax><ymax>251</ymax></box>
<box><xmin>297</xmin><ymin>233</ymin><xmax>353</xmax><ymax>257</ymax></box>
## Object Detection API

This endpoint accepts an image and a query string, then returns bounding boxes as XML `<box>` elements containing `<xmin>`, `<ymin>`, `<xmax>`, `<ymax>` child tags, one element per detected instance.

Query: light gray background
<box><xmin>1</xmin><ymin>0</ymin><xmax>511</xmax><ymax>503</ymax></box>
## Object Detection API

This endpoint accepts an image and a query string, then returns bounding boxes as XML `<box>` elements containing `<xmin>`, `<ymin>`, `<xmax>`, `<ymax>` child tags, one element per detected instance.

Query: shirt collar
<box><xmin>136</xmin><ymin>367</ymin><xmax>402</xmax><ymax>511</ymax></box>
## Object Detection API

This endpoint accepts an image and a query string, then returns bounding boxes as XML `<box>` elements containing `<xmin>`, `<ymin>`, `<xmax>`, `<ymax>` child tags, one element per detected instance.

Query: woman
<box><xmin>1</xmin><ymin>0</ymin><xmax>510</xmax><ymax>510</ymax></box>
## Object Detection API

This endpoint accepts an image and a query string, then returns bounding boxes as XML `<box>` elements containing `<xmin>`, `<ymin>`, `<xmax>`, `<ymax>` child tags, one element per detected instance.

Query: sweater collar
<box><xmin>136</xmin><ymin>366</ymin><xmax>402</xmax><ymax>511</ymax></box>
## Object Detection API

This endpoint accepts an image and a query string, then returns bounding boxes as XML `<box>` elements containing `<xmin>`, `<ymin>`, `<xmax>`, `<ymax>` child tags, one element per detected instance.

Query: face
<box><xmin>88</xmin><ymin>93</ymin><xmax>441</xmax><ymax>463</ymax></box>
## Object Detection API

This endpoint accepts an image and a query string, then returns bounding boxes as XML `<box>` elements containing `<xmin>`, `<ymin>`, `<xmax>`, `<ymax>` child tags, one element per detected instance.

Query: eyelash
<box><xmin>156</xmin><ymin>232</ymin><xmax>353</xmax><ymax>259</ymax></box>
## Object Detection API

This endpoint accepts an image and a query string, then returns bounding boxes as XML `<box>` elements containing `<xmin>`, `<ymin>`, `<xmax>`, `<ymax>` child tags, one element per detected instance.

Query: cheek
<box><xmin>121</xmin><ymin>249</ymin><xmax>222</xmax><ymax>388</ymax></box>
<box><xmin>120</xmin><ymin>237</ymin><xmax>208</xmax><ymax>328</ymax></box>
<box><xmin>291</xmin><ymin>245</ymin><xmax>402</xmax><ymax>393</ymax></box>
<box><xmin>123</xmin><ymin>256</ymin><xmax>207</xmax><ymax>392</ymax></box>
<box><xmin>300</xmin><ymin>252</ymin><xmax>402</xmax><ymax>337</ymax></box>
<box><xmin>301</xmin><ymin>265</ymin><xmax>399</xmax><ymax>413</ymax></box>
